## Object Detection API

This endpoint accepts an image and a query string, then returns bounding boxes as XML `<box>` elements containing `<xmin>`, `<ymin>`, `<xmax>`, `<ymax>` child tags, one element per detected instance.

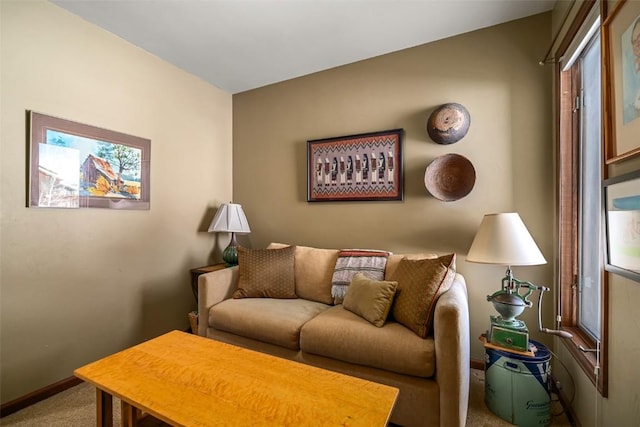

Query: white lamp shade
<box><xmin>466</xmin><ymin>213</ymin><xmax>546</xmax><ymax>266</ymax></box>
<box><xmin>208</xmin><ymin>203</ymin><xmax>251</xmax><ymax>234</ymax></box>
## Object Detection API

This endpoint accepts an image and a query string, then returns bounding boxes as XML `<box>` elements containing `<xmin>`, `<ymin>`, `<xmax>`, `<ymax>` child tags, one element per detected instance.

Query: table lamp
<box><xmin>467</xmin><ymin>213</ymin><xmax>547</xmax><ymax>352</ymax></box>
<box><xmin>208</xmin><ymin>203</ymin><xmax>251</xmax><ymax>266</ymax></box>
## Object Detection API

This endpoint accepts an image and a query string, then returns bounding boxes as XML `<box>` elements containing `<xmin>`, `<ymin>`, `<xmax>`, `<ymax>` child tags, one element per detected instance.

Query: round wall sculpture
<box><xmin>424</xmin><ymin>153</ymin><xmax>476</xmax><ymax>201</ymax></box>
<box><xmin>426</xmin><ymin>103</ymin><xmax>470</xmax><ymax>144</ymax></box>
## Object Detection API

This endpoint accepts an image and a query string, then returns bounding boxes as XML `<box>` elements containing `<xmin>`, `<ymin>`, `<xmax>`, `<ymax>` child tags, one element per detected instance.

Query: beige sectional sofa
<box><xmin>197</xmin><ymin>244</ymin><xmax>470</xmax><ymax>427</ymax></box>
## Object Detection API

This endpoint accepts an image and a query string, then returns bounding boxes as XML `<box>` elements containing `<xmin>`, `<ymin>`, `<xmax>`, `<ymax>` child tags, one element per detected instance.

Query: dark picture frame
<box><xmin>28</xmin><ymin>111</ymin><xmax>151</xmax><ymax>210</ymax></box>
<box><xmin>307</xmin><ymin>129</ymin><xmax>403</xmax><ymax>202</ymax></box>
<box><xmin>602</xmin><ymin>0</ymin><xmax>640</xmax><ymax>164</ymax></box>
<box><xmin>603</xmin><ymin>169</ymin><xmax>640</xmax><ymax>282</ymax></box>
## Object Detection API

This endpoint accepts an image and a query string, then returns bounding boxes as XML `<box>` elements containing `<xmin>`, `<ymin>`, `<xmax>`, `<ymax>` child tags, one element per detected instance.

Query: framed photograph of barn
<box><xmin>28</xmin><ymin>111</ymin><xmax>151</xmax><ymax>210</ymax></box>
<box><xmin>307</xmin><ymin>129</ymin><xmax>403</xmax><ymax>202</ymax></box>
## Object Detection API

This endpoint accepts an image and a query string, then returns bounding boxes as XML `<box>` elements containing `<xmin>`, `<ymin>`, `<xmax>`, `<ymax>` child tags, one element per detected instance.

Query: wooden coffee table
<box><xmin>74</xmin><ymin>330</ymin><xmax>398</xmax><ymax>426</ymax></box>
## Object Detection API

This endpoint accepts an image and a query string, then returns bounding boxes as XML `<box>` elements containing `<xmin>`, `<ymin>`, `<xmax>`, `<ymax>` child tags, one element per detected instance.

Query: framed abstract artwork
<box><xmin>28</xmin><ymin>111</ymin><xmax>151</xmax><ymax>209</ymax></box>
<box><xmin>602</xmin><ymin>0</ymin><xmax>640</xmax><ymax>163</ymax></box>
<box><xmin>603</xmin><ymin>169</ymin><xmax>640</xmax><ymax>282</ymax></box>
<box><xmin>306</xmin><ymin>129</ymin><xmax>403</xmax><ymax>202</ymax></box>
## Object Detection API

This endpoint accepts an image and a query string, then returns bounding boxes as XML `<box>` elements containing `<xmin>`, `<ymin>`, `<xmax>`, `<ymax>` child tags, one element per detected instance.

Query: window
<box><xmin>557</xmin><ymin>2</ymin><xmax>607</xmax><ymax>396</ymax></box>
<box><xmin>577</xmin><ymin>33</ymin><xmax>602</xmax><ymax>340</ymax></box>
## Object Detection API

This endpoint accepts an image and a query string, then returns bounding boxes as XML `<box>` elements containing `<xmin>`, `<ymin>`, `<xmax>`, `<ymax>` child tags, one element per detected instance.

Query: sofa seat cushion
<box><xmin>209</xmin><ymin>298</ymin><xmax>330</xmax><ymax>350</ymax></box>
<box><xmin>300</xmin><ymin>305</ymin><xmax>435</xmax><ymax>378</ymax></box>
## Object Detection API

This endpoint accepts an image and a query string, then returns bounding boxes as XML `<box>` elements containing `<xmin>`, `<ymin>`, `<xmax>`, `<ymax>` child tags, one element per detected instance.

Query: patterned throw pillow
<box><xmin>390</xmin><ymin>254</ymin><xmax>456</xmax><ymax>338</ymax></box>
<box><xmin>233</xmin><ymin>245</ymin><xmax>297</xmax><ymax>299</ymax></box>
<box><xmin>343</xmin><ymin>273</ymin><xmax>398</xmax><ymax>327</ymax></box>
<box><xmin>331</xmin><ymin>249</ymin><xmax>390</xmax><ymax>304</ymax></box>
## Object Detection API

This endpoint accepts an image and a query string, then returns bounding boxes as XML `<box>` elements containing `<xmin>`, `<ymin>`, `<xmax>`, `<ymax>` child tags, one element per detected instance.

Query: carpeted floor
<box><xmin>2</xmin><ymin>369</ymin><xmax>572</xmax><ymax>426</ymax></box>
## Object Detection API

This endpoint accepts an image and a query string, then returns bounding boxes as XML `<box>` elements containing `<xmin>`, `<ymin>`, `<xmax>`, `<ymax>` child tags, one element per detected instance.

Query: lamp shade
<box><xmin>208</xmin><ymin>203</ymin><xmax>251</xmax><ymax>234</ymax></box>
<box><xmin>466</xmin><ymin>213</ymin><xmax>546</xmax><ymax>266</ymax></box>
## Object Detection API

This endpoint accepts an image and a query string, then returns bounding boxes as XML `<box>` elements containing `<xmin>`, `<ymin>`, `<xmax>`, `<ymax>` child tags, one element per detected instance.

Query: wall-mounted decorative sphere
<box><xmin>426</xmin><ymin>103</ymin><xmax>470</xmax><ymax>144</ymax></box>
<box><xmin>424</xmin><ymin>153</ymin><xmax>476</xmax><ymax>201</ymax></box>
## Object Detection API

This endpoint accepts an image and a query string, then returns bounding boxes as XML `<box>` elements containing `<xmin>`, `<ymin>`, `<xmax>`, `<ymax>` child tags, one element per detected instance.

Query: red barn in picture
<box><xmin>81</xmin><ymin>154</ymin><xmax>118</xmax><ymax>187</ymax></box>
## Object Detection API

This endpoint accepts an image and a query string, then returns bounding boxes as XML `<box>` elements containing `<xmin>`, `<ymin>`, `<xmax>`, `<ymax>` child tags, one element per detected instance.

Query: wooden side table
<box><xmin>190</xmin><ymin>263</ymin><xmax>226</xmax><ymax>303</ymax></box>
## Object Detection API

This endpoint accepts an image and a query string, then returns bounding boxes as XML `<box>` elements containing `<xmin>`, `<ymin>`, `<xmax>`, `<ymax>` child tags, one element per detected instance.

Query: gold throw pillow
<box><xmin>343</xmin><ymin>272</ymin><xmax>398</xmax><ymax>327</ymax></box>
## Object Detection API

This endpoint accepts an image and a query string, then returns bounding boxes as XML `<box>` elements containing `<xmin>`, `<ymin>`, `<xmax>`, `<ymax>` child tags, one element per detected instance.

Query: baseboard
<box><xmin>470</xmin><ymin>357</ymin><xmax>484</xmax><ymax>371</ymax></box>
<box><xmin>0</xmin><ymin>376</ymin><xmax>83</xmax><ymax>418</ymax></box>
<box><xmin>3</xmin><ymin>328</ymin><xmax>194</xmax><ymax>417</ymax></box>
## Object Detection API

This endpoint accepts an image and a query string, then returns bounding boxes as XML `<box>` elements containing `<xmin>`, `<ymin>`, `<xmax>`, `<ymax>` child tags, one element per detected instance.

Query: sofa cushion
<box><xmin>343</xmin><ymin>273</ymin><xmax>397</xmax><ymax>327</ymax></box>
<box><xmin>268</xmin><ymin>243</ymin><xmax>339</xmax><ymax>305</ymax></box>
<box><xmin>233</xmin><ymin>245</ymin><xmax>297</xmax><ymax>299</ymax></box>
<box><xmin>390</xmin><ymin>254</ymin><xmax>456</xmax><ymax>338</ymax></box>
<box><xmin>210</xmin><ymin>298</ymin><xmax>330</xmax><ymax>350</ymax></box>
<box><xmin>300</xmin><ymin>305</ymin><xmax>436</xmax><ymax>378</ymax></box>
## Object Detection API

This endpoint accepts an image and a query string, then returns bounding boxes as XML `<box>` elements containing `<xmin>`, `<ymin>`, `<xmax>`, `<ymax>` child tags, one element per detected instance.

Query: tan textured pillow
<box><xmin>384</xmin><ymin>253</ymin><xmax>438</xmax><ymax>280</ymax></box>
<box><xmin>390</xmin><ymin>254</ymin><xmax>456</xmax><ymax>338</ymax></box>
<box><xmin>343</xmin><ymin>273</ymin><xmax>398</xmax><ymax>327</ymax></box>
<box><xmin>233</xmin><ymin>245</ymin><xmax>297</xmax><ymax>299</ymax></box>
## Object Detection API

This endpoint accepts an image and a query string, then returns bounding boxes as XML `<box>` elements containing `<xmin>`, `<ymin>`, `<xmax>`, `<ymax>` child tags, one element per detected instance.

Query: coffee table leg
<box><xmin>96</xmin><ymin>389</ymin><xmax>113</xmax><ymax>427</ymax></box>
<box><xmin>121</xmin><ymin>401</ymin><xmax>139</xmax><ymax>427</ymax></box>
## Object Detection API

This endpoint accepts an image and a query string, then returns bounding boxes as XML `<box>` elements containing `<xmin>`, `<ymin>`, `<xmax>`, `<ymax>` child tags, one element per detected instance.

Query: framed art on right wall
<box><xmin>603</xmin><ymin>169</ymin><xmax>640</xmax><ymax>282</ymax></box>
<box><xmin>602</xmin><ymin>0</ymin><xmax>640</xmax><ymax>163</ymax></box>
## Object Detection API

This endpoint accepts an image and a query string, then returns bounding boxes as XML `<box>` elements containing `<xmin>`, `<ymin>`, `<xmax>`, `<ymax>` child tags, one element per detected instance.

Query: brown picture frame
<box><xmin>28</xmin><ymin>111</ymin><xmax>151</xmax><ymax>209</ymax></box>
<box><xmin>307</xmin><ymin>129</ymin><xmax>403</xmax><ymax>202</ymax></box>
<box><xmin>602</xmin><ymin>0</ymin><xmax>640</xmax><ymax>164</ymax></box>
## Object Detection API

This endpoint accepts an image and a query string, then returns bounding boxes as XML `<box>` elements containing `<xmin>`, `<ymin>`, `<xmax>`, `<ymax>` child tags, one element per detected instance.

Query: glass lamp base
<box><xmin>222</xmin><ymin>245</ymin><xmax>238</xmax><ymax>266</ymax></box>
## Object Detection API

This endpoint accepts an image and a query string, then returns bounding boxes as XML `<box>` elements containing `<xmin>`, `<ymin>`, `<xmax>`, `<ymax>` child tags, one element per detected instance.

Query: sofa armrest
<box><xmin>197</xmin><ymin>266</ymin><xmax>239</xmax><ymax>336</ymax></box>
<box><xmin>434</xmin><ymin>273</ymin><xmax>470</xmax><ymax>427</ymax></box>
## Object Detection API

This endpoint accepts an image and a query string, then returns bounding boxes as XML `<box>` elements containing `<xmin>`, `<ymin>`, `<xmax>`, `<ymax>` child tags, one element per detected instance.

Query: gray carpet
<box><xmin>2</xmin><ymin>369</ymin><xmax>572</xmax><ymax>426</ymax></box>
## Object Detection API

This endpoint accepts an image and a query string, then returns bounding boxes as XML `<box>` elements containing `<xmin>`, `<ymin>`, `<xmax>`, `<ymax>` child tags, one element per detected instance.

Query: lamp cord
<box><xmin>546</xmin><ymin>347</ymin><xmax>576</xmax><ymax>412</ymax></box>
<box><xmin>594</xmin><ymin>340</ymin><xmax>601</xmax><ymax>427</ymax></box>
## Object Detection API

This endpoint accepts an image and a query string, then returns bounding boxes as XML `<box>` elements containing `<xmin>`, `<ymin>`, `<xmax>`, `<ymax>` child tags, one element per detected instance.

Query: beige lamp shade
<box><xmin>466</xmin><ymin>213</ymin><xmax>546</xmax><ymax>266</ymax></box>
<box><xmin>208</xmin><ymin>203</ymin><xmax>251</xmax><ymax>234</ymax></box>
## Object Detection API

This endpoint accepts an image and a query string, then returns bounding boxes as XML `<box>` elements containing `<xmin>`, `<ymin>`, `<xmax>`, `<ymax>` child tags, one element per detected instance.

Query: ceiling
<box><xmin>51</xmin><ymin>0</ymin><xmax>556</xmax><ymax>94</ymax></box>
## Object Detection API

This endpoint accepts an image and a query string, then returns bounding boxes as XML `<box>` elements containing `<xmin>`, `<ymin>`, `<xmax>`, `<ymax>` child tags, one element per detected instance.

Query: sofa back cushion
<box><xmin>233</xmin><ymin>245</ymin><xmax>297</xmax><ymax>299</ymax></box>
<box><xmin>268</xmin><ymin>243</ymin><xmax>338</xmax><ymax>304</ymax></box>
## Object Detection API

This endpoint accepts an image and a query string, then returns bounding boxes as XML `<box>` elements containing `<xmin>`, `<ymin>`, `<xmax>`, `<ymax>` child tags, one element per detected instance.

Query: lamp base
<box><xmin>488</xmin><ymin>316</ymin><xmax>529</xmax><ymax>352</ymax></box>
<box><xmin>222</xmin><ymin>244</ymin><xmax>238</xmax><ymax>266</ymax></box>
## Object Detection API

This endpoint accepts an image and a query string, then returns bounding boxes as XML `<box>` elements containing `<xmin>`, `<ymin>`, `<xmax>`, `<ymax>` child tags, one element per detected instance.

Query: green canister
<box><xmin>484</xmin><ymin>340</ymin><xmax>551</xmax><ymax>426</ymax></box>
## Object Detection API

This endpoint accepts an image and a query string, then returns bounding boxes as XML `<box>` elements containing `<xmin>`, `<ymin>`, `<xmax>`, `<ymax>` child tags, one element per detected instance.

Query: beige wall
<box><xmin>0</xmin><ymin>1</ymin><xmax>232</xmax><ymax>403</ymax></box>
<box><xmin>233</xmin><ymin>12</ymin><xmax>555</xmax><ymax>362</ymax></box>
